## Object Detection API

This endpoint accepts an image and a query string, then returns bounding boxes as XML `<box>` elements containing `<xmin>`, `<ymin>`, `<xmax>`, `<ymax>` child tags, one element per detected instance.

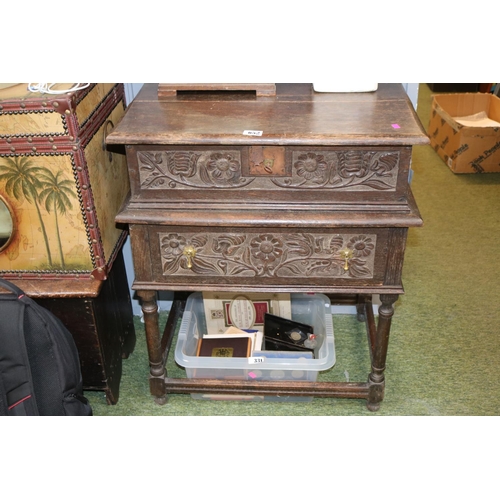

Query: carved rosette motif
<box><xmin>138</xmin><ymin>150</ymin><xmax>253</xmax><ymax>189</ymax></box>
<box><xmin>272</xmin><ymin>151</ymin><xmax>400</xmax><ymax>190</ymax></box>
<box><xmin>159</xmin><ymin>232</ymin><xmax>377</xmax><ymax>279</ymax></box>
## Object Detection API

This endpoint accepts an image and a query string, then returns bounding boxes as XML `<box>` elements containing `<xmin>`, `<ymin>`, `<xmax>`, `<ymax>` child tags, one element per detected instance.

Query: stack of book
<box><xmin>197</xmin><ymin>292</ymin><xmax>318</xmax><ymax>359</ymax></box>
<box><xmin>196</xmin><ymin>326</ymin><xmax>263</xmax><ymax>358</ymax></box>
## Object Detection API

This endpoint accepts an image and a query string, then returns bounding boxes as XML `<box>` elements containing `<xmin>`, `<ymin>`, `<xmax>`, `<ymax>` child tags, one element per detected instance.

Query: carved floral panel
<box><xmin>138</xmin><ymin>149</ymin><xmax>400</xmax><ymax>191</ymax></box>
<box><xmin>275</xmin><ymin>151</ymin><xmax>400</xmax><ymax>191</ymax></box>
<box><xmin>138</xmin><ymin>150</ymin><xmax>251</xmax><ymax>189</ymax></box>
<box><xmin>158</xmin><ymin>231</ymin><xmax>377</xmax><ymax>279</ymax></box>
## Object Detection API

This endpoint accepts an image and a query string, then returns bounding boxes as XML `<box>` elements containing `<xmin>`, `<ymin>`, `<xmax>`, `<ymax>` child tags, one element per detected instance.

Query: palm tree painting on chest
<box><xmin>0</xmin><ymin>155</ymin><xmax>89</xmax><ymax>272</ymax></box>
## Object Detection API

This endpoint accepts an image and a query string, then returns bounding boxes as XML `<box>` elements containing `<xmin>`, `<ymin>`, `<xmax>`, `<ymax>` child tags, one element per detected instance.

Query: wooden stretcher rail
<box><xmin>164</xmin><ymin>378</ymin><xmax>370</xmax><ymax>399</ymax></box>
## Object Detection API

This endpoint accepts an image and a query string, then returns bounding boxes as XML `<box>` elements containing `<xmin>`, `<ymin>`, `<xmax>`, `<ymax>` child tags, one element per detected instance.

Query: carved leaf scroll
<box><xmin>138</xmin><ymin>150</ymin><xmax>254</xmax><ymax>189</ymax></box>
<box><xmin>158</xmin><ymin>231</ymin><xmax>377</xmax><ymax>279</ymax></box>
<box><xmin>272</xmin><ymin>151</ymin><xmax>400</xmax><ymax>191</ymax></box>
<box><xmin>138</xmin><ymin>149</ymin><xmax>400</xmax><ymax>191</ymax></box>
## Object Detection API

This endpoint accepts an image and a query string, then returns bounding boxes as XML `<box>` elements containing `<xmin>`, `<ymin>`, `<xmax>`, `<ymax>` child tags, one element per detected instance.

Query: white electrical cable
<box><xmin>27</xmin><ymin>83</ymin><xmax>90</xmax><ymax>95</ymax></box>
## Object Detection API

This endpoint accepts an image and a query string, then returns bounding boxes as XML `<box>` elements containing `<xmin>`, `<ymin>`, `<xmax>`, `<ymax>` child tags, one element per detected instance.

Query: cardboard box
<box><xmin>427</xmin><ymin>92</ymin><xmax>500</xmax><ymax>173</ymax></box>
<box><xmin>427</xmin><ymin>83</ymin><xmax>479</xmax><ymax>93</ymax></box>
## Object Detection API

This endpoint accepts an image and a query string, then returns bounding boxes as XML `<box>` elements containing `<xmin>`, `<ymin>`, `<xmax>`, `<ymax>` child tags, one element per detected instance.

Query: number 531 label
<box><xmin>248</xmin><ymin>357</ymin><xmax>265</xmax><ymax>364</ymax></box>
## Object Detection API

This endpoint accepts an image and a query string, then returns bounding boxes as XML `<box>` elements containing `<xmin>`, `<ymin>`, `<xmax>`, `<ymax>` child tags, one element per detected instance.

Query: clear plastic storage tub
<box><xmin>174</xmin><ymin>292</ymin><xmax>336</xmax><ymax>401</ymax></box>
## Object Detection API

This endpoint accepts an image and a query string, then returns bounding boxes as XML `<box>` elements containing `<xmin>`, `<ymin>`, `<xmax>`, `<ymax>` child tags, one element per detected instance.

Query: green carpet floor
<box><xmin>85</xmin><ymin>84</ymin><xmax>500</xmax><ymax>416</ymax></box>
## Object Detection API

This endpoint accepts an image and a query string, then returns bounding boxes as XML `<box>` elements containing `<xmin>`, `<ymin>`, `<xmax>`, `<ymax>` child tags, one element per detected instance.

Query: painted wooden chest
<box><xmin>0</xmin><ymin>83</ymin><xmax>129</xmax><ymax>282</ymax></box>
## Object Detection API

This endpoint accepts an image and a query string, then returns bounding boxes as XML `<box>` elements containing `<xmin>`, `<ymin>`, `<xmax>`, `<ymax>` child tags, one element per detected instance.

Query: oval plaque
<box><xmin>229</xmin><ymin>295</ymin><xmax>256</xmax><ymax>330</ymax></box>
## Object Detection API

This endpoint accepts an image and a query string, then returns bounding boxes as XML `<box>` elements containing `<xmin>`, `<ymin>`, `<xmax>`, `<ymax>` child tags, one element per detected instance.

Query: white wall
<box><xmin>121</xmin><ymin>83</ymin><xmax>419</xmax><ymax>316</ymax></box>
<box><xmin>402</xmin><ymin>83</ymin><xmax>419</xmax><ymax>108</ymax></box>
<box><xmin>124</xmin><ymin>84</ymin><xmax>144</xmax><ymax>106</ymax></box>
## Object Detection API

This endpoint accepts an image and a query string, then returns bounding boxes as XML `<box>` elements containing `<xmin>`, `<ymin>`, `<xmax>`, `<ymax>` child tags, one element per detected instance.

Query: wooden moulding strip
<box><xmin>131</xmin><ymin>281</ymin><xmax>405</xmax><ymax>296</ymax></box>
<box><xmin>158</xmin><ymin>83</ymin><xmax>277</xmax><ymax>98</ymax></box>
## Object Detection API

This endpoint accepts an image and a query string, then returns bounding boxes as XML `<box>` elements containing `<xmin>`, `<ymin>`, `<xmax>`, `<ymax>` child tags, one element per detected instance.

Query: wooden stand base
<box><xmin>142</xmin><ymin>292</ymin><xmax>395</xmax><ymax>411</ymax></box>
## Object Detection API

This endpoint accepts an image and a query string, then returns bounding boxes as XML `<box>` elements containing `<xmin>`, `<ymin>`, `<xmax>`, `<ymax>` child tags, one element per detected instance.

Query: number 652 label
<box><xmin>243</xmin><ymin>130</ymin><xmax>263</xmax><ymax>136</ymax></box>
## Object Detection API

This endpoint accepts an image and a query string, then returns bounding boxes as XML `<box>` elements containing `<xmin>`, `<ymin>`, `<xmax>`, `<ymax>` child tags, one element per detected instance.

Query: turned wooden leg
<box><xmin>367</xmin><ymin>294</ymin><xmax>398</xmax><ymax>411</ymax></box>
<box><xmin>138</xmin><ymin>290</ymin><xmax>167</xmax><ymax>405</ymax></box>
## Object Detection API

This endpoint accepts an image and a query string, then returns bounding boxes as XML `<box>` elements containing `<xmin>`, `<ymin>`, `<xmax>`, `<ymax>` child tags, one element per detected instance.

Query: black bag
<box><xmin>0</xmin><ymin>279</ymin><xmax>92</xmax><ymax>416</ymax></box>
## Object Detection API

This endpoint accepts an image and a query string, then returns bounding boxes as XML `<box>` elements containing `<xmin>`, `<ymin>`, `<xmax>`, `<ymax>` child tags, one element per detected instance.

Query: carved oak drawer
<box><xmin>125</xmin><ymin>145</ymin><xmax>413</xmax><ymax>209</ymax></box>
<box><xmin>129</xmin><ymin>224</ymin><xmax>409</xmax><ymax>293</ymax></box>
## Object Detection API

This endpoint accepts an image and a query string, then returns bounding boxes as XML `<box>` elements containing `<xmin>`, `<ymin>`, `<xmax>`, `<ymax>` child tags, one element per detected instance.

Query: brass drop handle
<box><xmin>183</xmin><ymin>245</ymin><xmax>196</xmax><ymax>268</ymax></box>
<box><xmin>340</xmin><ymin>248</ymin><xmax>353</xmax><ymax>271</ymax></box>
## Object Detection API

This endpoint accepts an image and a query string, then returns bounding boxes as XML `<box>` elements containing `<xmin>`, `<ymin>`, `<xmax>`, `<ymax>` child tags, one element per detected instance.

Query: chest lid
<box><xmin>107</xmin><ymin>83</ymin><xmax>429</xmax><ymax>147</ymax></box>
<box><xmin>0</xmin><ymin>83</ymin><xmax>122</xmax><ymax>151</ymax></box>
